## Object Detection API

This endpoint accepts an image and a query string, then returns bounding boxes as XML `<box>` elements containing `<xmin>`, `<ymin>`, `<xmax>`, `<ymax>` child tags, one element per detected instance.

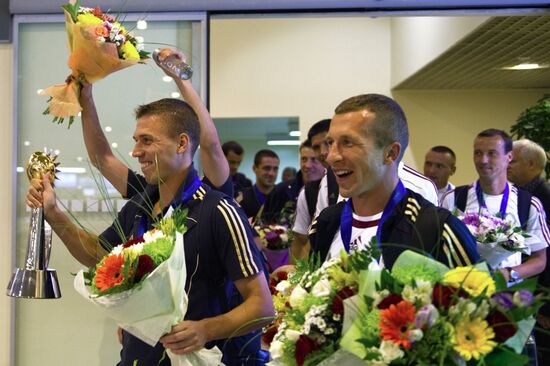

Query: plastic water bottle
<box><xmin>152</xmin><ymin>49</ymin><xmax>193</xmax><ymax>80</ymax></box>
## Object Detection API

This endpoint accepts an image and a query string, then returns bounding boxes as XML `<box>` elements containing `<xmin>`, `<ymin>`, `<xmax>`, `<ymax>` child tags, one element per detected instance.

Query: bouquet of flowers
<box><xmin>265</xmin><ymin>249</ymin><xmax>373</xmax><ymax>365</ymax></box>
<box><xmin>266</xmin><ymin>249</ymin><xmax>542</xmax><ymax>366</ymax></box>
<box><xmin>41</xmin><ymin>0</ymin><xmax>149</xmax><ymax>127</ymax></box>
<box><xmin>255</xmin><ymin>224</ymin><xmax>294</xmax><ymax>271</ymax></box>
<box><xmin>73</xmin><ymin>206</ymin><xmax>223</xmax><ymax>366</ymax></box>
<box><xmin>459</xmin><ymin>211</ymin><xmax>530</xmax><ymax>268</ymax></box>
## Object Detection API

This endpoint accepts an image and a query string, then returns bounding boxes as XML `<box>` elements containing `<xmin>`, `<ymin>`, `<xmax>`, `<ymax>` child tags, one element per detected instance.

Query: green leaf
<box><xmin>61</xmin><ymin>0</ymin><xmax>80</xmax><ymax>23</ymax></box>
<box><xmin>483</xmin><ymin>345</ymin><xmax>529</xmax><ymax>366</ymax></box>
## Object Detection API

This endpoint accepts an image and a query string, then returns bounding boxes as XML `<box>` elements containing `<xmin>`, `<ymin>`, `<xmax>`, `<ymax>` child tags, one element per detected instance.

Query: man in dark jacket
<box><xmin>309</xmin><ymin>93</ymin><xmax>479</xmax><ymax>269</ymax></box>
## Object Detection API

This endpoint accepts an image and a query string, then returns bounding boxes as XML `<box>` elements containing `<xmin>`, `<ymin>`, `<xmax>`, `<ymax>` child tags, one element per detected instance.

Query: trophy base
<box><xmin>6</xmin><ymin>268</ymin><xmax>61</xmax><ymax>299</ymax></box>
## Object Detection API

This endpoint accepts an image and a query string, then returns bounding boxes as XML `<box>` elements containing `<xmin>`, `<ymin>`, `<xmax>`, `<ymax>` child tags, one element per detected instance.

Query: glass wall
<box><xmin>13</xmin><ymin>13</ymin><xmax>205</xmax><ymax>366</ymax></box>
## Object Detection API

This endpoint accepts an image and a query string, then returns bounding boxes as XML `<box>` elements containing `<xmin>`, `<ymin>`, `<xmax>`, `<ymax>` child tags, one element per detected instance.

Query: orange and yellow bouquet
<box><xmin>41</xmin><ymin>0</ymin><xmax>149</xmax><ymax>127</ymax></box>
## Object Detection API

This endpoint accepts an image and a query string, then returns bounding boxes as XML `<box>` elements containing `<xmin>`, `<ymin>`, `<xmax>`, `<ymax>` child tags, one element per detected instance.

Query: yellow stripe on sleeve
<box><xmin>219</xmin><ymin>199</ymin><xmax>258</xmax><ymax>275</ymax></box>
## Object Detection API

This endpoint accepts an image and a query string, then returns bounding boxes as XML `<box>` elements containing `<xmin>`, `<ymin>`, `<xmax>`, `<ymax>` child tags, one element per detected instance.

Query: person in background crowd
<box><xmin>262</xmin><ymin>140</ymin><xmax>324</xmax><ymax>225</ymax></box>
<box><xmin>236</xmin><ymin>149</ymin><xmax>279</xmax><ymax>220</ymax></box>
<box><xmin>424</xmin><ymin>145</ymin><xmax>456</xmax><ymax>202</ymax></box>
<box><xmin>441</xmin><ymin>129</ymin><xmax>548</xmax><ymax>283</ymax></box>
<box><xmin>281</xmin><ymin>167</ymin><xmax>297</xmax><ymax>182</ymax></box>
<box><xmin>290</xmin><ymin>119</ymin><xmax>332</xmax><ymax>261</ymax></box>
<box><xmin>508</xmin><ymin>138</ymin><xmax>550</xmax><ymax>365</ymax></box>
<box><xmin>309</xmin><ymin>93</ymin><xmax>479</xmax><ymax>268</ymax></box>
<box><xmin>223</xmin><ymin>140</ymin><xmax>253</xmax><ymax>197</ymax></box>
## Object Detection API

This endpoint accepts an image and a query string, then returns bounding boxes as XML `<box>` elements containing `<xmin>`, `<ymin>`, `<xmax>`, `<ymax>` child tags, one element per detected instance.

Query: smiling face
<box><xmin>253</xmin><ymin>156</ymin><xmax>279</xmax><ymax>190</ymax></box>
<box><xmin>300</xmin><ymin>146</ymin><xmax>325</xmax><ymax>183</ymax></box>
<box><xmin>326</xmin><ymin>110</ymin><xmax>388</xmax><ymax>199</ymax></box>
<box><xmin>131</xmin><ymin>114</ymin><xmax>187</xmax><ymax>185</ymax></box>
<box><xmin>473</xmin><ymin>135</ymin><xmax>512</xmax><ymax>183</ymax></box>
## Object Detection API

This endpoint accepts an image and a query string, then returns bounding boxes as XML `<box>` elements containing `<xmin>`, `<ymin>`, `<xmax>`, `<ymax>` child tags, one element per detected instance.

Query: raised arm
<box><xmin>79</xmin><ymin>83</ymin><xmax>130</xmax><ymax>197</ymax></box>
<box><xmin>156</xmin><ymin>49</ymin><xmax>229</xmax><ymax>187</ymax></box>
<box><xmin>26</xmin><ymin>174</ymin><xmax>106</xmax><ymax>267</ymax></box>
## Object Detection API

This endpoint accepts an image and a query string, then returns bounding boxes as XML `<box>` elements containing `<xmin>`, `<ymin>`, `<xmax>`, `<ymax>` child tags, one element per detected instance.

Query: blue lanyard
<box><xmin>137</xmin><ymin>175</ymin><xmax>202</xmax><ymax>236</ymax></box>
<box><xmin>339</xmin><ymin>180</ymin><xmax>407</xmax><ymax>253</ymax></box>
<box><xmin>475</xmin><ymin>180</ymin><xmax>509</xmax><ymax>218</ymax></box>
<box><xmin>253</xmin><ymin>184</ymin><xmax>266</xmax><ymax>205</ymax></box>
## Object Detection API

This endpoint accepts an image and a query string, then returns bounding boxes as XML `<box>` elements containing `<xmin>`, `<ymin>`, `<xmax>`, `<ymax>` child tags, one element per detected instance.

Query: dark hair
<box><xmin>476</xmin><ymin>129</ymin><xmax>513</xmax><ymax>153</ymax></box>
<box><xmin>134</xmin><ymin>98</ymin><xmax>200</xmax><ymax>156</ymax></box>
<box><xmin>335</xmin><ymin>94</ymin><xmax>408</xmax><ymax>161</ymax></box>
<box><xmin>254</xmin><ymin>149</ymin><xmax>279</xmax><ymax>166</ymax></box>
<box><xmin>282</xmin><ymin>166</ymin><xmax>297</xmax><ymax>175</ymax></box>
<box><xmin>300</xmin><ymin>139</ymin><xmax>312</xmax><ymax>151</ymax></box>
<box><xmin>222</xmin><ymin>140</ymin><xmax>244</xmax><ymax>156</ymax></box>
<box><xmin>307</xmin><ymin>119</ymin><xmax>331</xmax><ymax>141</ymax></box>
<box><xmin>430</xmin><ymin>145</ymin><xmax>456</xmax><ymax>160</ymax></box>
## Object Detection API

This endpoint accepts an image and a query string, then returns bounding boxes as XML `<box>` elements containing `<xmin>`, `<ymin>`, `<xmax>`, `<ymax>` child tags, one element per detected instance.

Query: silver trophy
<box><xmin>7</xmin><ymin>151</ymin><xmax>61</xmax><ymax>299</ymax></box>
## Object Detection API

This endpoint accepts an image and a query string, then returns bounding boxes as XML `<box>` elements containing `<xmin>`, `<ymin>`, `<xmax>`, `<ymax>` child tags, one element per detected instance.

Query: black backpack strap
<box><xmin>305</xmin><ymin>179</ymin><xmax>322</xmax><ymax>218</ymax></box>
<box><xmin>326</xmin><ymin>168</ymin><xmax>339</xmax><ymax>206</ymax></box>
<box><xmin>516</xmin><ymin>187</ymin><xmax>532</xmax><ymax>230</ymax></box>
<box><xmin>454</xmin><ymin>185</ymin><xmax>470</xmax><ymax>212</ymax></box>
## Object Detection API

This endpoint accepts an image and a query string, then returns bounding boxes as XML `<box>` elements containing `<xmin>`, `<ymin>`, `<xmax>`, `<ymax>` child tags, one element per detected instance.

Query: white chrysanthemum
<box><xmin>285</xmin><ymin>329</ymin><xmax>301</xmax><ymax>341</ymax></box>
<box><xmin>143</xmin><ymin>229</ymin><xmax>164</xmax><ymax>243</ymax></box>
<box><xmin>275</xmin><ymin>280</ymin><xmax>291</xmax><ymax>296</ymax></box>
<box><xmin>315</xmin><ymin>318</ymin><xmax>327</xmax><ymax>331</ymax></box>
<box><xmin>126</xmin><ymin>242</ymin><xmax>144</xmax><ymax>257</ymax></box>
<box><xmin>379</xmin><ymin>340</ymin><xmax>405</xmax><ymax>363</ymax></box>
<box><xmin>269</xmin><ymin>340</ymin><xmax>285</xmax><ymax>360</ymax></box>
<box><xmin>289</xmin><ymin>285</ymin><xmax>308</xmax><ymax>309</ymax></box>
<box><xmin>311</xmin><ymin>278</ymin><xmax>332</xmax><ymax>298</ymax></box>
<box><xmin>509</xmin><ymin>232</ymin><xmax>526</xmax><ymax>247</ymax></box>
<box><xmin>408</xmin><ymin>329</ymin><xmax>424</xmax><ymax>342</ymax></box>
<box><xmin>495</xmin><ymin>232</ymin><xmax>508</xmax><ymax>243</ymax></box>
<box><xmin>110</xmin><ymin>244</ymin><xmax>124</xmax><ymax>255</ymax></box>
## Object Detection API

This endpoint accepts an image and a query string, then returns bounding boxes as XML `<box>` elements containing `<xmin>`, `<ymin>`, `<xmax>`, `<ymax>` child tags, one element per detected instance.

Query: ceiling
<box><xmin>395</xmin><ymin>15</ymin><xmax>550</xmax><ymax>89</ymax></box>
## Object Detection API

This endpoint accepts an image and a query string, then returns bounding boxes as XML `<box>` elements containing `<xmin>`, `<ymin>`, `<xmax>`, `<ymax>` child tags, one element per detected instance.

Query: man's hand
<box><xmin>159</xmin><ymin>320</ymin><xmax>208</xmax><ymax>355</ymax></box>
<box><xmin>498</xmin><ymin>267</ymin><xmax>510</xmax><ymax>282</ymax></box>
<box><xmin>26</xmin><ymin>173</ymin><xmax>57</xmax><ymax>214</ymax></box>
<box><xmin>155</xmin><ymin>48</ymin><xmax>188</xmax><ymax>80</ymax></box>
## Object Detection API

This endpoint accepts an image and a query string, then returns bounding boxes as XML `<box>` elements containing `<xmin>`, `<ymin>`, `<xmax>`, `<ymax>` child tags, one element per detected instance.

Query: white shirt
<box><xmin>314</xmin><ymin>162</ymin><xmax>439</xmax><ymax>218</ymax></box>
<box><xmin>440</xmin><ymin>183</ymin><xmax>549</xmax><ymax>268</ymax></box>
<box><xmin>292</xmin><ymin>188</ymin><xmax>310</xmax><ymax>235</ymax></box>
<box><xmin>437</xmin><ymin>182</ymin><xmax>455</xmax><ymax>205</ymax></box>
<box><xmin>327</xmin><ymin>212</ymin><xmax>382</xmax><ymax>260</ymax></box>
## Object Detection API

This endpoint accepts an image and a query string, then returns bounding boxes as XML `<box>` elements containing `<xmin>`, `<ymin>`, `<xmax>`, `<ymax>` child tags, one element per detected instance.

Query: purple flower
<box><xmin>513</xmin><ymin>290</ymin><xmax>534</xmax><ymax>307</ymax></box>
<box><xmin>414</xmin><ymin>304</ymin><xmax>439</xmax><ymax>329</ymax></box>
<box><xmin>462</xmin><ymin>213</ymin><xmax>480</xmax><ymax>226</ymax></box>
<box><xmin>264</xmin><ymin>231</ymin><xmax>279</xmax><ymax>242</ymax></box>
<box><xmin>491</xmin><ymin>292</ymin><xmax>514</xmax><ymax>311</ymax></box>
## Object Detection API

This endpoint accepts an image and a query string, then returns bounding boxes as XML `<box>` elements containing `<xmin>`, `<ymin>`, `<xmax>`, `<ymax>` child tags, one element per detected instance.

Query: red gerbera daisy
<box><xmin>95</xmin><ymin>254</ymin><xmax>126</xmax><ymax>292</ymax></box>
<box><xmin>379</xmin><ymin>300</ymin><xmax>415</xmax><ymax>349</ymax></box>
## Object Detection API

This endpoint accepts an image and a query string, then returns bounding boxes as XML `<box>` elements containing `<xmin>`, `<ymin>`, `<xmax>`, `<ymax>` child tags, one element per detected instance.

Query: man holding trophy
<box><xmin>25</xmin><ymin>50</ymin><xmax>273</xmax><ymax>365</ymax></box>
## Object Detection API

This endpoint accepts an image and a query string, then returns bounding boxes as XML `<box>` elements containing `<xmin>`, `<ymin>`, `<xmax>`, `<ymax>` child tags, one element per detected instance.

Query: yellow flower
<box><xmin>451</xmin><ymin>317</ymin><xmax>497</xmax><ymax>361</ymax></box>
<box><xmin>443</xmin><ymin>266</ymin><xmax>495</xmax><ymax>297</ymax></box>
<box><xmin>114</xmin><ymin>22</ymin><xmax>127</xmax><ymax>34</ymax></box>
<box><xmin>120</xmin><ymin>41</ymin><xmax>140</xmax><ymax>61</ymax></box>
<box><xmin>76</xmin><ymin>13</ymin><xmax>104</xmax><ymax>27</ymax></box>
